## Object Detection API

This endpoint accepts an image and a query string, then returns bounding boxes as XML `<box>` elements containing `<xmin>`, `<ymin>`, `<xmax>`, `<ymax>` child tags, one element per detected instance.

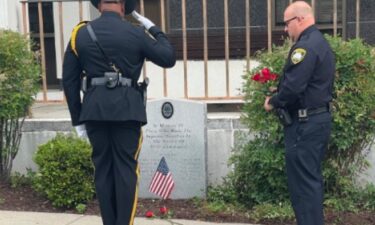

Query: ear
<box><xmin>121</xmin><ymin>2</ymin><xmax>125</xmax><ymax>13</ymax></box>
<box><xmin>120</xmin><ymin>2</ymin><xmax>125</xmax><ymax>16</ymax></box>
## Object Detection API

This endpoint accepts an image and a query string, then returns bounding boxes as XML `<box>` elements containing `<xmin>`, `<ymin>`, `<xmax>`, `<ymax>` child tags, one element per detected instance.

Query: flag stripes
<box><xmin>148</xmin><ymin>157</ymin><xmax>175</xmax><ymax>199</ymax></box>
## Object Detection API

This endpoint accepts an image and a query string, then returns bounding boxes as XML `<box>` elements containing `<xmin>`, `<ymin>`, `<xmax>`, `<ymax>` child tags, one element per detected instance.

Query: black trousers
<box><xmin>284</xmin><ymin>112</ymin><xmax>331</xmax><ymax>225</ymax></box>
<box><xmin>86</xmin><ymin>121</ymin><xmax>142</xmax><ymax>225</ymax></box>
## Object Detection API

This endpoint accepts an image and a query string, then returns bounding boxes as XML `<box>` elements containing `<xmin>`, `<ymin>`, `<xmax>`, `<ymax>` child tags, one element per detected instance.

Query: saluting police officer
<box><xmin>62</xmin><ymin>0</ymin><xmax>175</xmax><ymax>224</ymax></box>
<box><xmin>264</xmin><ymin>2</ymin><xmax>335</xmax><ymax>225</ymax></box>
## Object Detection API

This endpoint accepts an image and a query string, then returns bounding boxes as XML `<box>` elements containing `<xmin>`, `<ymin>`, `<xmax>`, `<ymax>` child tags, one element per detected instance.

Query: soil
<box><xmin>1</xmin><ymin>181</ymin><xmax>375</xmax><ymax>225</ymax></box>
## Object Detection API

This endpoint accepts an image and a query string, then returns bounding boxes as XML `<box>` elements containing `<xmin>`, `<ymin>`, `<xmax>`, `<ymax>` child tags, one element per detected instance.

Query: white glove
<box><xmin>74</xmin><ymin>124</ymin><xmax>88</xmax><ymax>139</ymax></box>
<box><xmin>131</xmin><ymin>11</ymin><xmax>155</xmax><ymax>30</ymax></box>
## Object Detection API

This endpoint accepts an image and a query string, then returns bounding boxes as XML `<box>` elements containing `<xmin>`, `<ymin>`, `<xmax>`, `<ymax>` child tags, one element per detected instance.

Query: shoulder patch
<box><xmin>70</xmin><ymin>21</ymin><xmax>89</xmax><ymax>56</ymax></box>
<box><xmin>290</xmin><ymin>48</ymin><xmax>306</xmax><ymax>65</ymax></box>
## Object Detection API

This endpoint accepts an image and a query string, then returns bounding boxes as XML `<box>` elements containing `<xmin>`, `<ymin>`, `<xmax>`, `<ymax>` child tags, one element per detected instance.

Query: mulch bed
<box><xmin>1</xmin><ymin>181</ymin><xmax>375</xmax><ymax>225</ymax></box>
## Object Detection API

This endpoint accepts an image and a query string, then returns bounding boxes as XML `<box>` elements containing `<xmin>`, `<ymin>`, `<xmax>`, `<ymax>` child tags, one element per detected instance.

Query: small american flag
<box><xmin>149</xmin><ymin>157</ymin><xmax>175</xmax><ymax>199</ymax></box>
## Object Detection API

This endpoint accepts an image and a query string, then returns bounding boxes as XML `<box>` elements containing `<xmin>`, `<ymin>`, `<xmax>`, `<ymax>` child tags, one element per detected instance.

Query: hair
<box><xmin>288</xmin><ymin>1</ymin><xmax>314</xmax><ymax>19</ymax></box>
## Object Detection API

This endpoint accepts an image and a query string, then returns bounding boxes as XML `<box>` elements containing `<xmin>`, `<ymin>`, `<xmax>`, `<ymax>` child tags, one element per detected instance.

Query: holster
<box><xmin>81</xmin><ymin>75</ymin><xmax>87</xmax><ymax>93</ymax></box>
<box><xmin>137</xmin><ymin>77</ymin><xmax>149</xmax><ymax>107</ymax></box>
<box><xmin>276</xmin><ymin>108</ymin><xmax>292</xmax><ymax>126</ymax></box>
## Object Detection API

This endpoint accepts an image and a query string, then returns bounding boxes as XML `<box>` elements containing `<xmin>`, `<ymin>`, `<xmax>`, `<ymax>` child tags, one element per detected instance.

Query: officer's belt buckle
<box><xmin>298</xmin><ymin>109</ymin><xmax>308</xmax><ymax>122</ymax></box>
<box><xmin>298</xmin><ymin>109</ymin><xmax>307</xmax><ymax>118</ymax></box>
<box><xmin>298</xmin><ymin>105</ymin><xmax>331</xmax><ymax>122</ymax></box>
<box><xmin>105</xmin><ymin>72</ymin><xmax>120</xmax><ymax>89</ymax></box>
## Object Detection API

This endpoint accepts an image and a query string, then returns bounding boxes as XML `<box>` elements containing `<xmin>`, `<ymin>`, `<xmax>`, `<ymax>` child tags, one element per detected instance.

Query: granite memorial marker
<box><xmin>138</xmin><ymin>99</ymin><xmax>207</xmax><ymax>199</ymax></box>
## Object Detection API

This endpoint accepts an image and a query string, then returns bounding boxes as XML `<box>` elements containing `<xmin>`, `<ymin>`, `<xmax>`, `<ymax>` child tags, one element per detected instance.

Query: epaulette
<box><xmin>70</xmin><ymin>21</ymin><xmax>89</xmax><ymax>57</ymax></box>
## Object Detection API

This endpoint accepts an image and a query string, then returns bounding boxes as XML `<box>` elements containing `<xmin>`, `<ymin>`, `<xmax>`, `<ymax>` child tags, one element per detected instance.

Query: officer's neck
<box><xmin>297</xmin><ymin>24</ymin><xmax>315</xmax><ymax>41</ymax></box>
<box><xmin>100</xmin><ymin>5</ymin><xmax>125</xmax><ymax>18</ymax></box>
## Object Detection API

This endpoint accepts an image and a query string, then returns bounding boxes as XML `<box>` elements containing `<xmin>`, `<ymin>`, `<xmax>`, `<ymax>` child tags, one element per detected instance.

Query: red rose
<box><xmin>262</xmin><ymin>68</ymin><xmax>279</xmax><ymax>82</ymax></box>
<box><xmin>261</xmin><ymin>68</ymin><xmax>271</xmax><ymax>80</ymax></box>
<box><xmin>159</xmin><ymin>206</ymin><xmax>168</xmax><ymax>215</ymax></box>
<box><xmin>251</xmin><ymin>73</ymin><xmax>261</xmax><ymax>81</ymax></box>
<box><xmin>251</xmin><ymin>67</ymin><xmax>279</xmax><ymax>86</ymax></box>
<box><xmin>270</xmin><ymin>73</ymin><xmax>278</xmax><ymax>81</ymax></box>
<box><xmin>258</xmin><ymin>76</ymin><xmax>267</xmax><ymax>83</ymax></box>
<box><xmin>145</xmin><ymin>210</ymin><xmax>154</xmax><ymax>218</ymax></box>
<box><xmin>261</xmin><ymin>68</ymin><xmax>270</xmax><ymax>76</ymax></box>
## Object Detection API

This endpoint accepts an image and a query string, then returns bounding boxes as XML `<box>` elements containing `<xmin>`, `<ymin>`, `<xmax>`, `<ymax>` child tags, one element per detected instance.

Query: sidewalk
<box><xmin>0</xmin><ymin>210</ymin><xmax>256</xmax><ymax>225</ymax></box>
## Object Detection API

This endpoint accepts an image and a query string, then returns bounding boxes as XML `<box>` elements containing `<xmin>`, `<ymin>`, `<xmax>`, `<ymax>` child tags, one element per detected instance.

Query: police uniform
<box><xmin>269</xmin><ymin>25</ymin><xmax>335</xmax><ymax>225</ymax></box>
<box><xmin>62</xmin><ymin>0</ymin><xmax>176</xmax><ymax>224</ymax></box>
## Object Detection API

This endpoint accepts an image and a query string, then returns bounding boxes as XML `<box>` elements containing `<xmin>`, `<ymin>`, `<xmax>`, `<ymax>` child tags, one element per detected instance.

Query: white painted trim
<box><xmin>0</xmin><ymin>0</ymin><xmax>9</xmax><ymax>29</ymax></box>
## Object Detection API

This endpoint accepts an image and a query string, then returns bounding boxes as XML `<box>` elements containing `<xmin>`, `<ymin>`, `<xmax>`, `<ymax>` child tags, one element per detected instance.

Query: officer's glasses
<box><xmin>284</xmin><ymin>16</ymin><xmax>297</xmax><ymax>27</ymax></box>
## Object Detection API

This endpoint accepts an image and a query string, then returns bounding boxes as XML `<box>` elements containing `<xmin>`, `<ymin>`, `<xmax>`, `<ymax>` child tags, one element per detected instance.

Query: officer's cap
<box><xmin>90</xmin><ymin>0</ymin><xmax>136</xmax><ymax>15</ymax></box>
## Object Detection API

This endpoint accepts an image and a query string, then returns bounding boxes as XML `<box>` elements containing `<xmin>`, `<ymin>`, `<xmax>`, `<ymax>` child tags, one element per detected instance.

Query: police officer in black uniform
<box><xmin>62</xmin><ymin>0</ymin><xmax>175</xmax><ymax>224</ymax></box>
<box><xmin>264</xmin><ymin>2</ymin><xmax>335</xmax><ymax>225</ymax></box>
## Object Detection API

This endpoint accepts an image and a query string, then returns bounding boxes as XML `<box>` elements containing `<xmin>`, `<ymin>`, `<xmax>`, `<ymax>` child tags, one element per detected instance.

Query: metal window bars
<box><xmin>18</xmin><ymin>0</ymin><xmax>360</xmax><ymax>103</ymax></box>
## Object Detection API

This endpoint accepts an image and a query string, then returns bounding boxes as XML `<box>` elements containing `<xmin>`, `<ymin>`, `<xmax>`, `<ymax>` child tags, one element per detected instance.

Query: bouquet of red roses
<box><xmin>250</xmin><ymin>67</ymin><xmax>279</xmax><ymax>96</ymax></box>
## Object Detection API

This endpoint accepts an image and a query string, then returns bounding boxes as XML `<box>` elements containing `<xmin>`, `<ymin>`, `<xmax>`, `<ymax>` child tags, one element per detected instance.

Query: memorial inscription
<box><xmin>138</xmin><ymin>99</ymin><xmax>207</xmax><ymax>199</ymax></box>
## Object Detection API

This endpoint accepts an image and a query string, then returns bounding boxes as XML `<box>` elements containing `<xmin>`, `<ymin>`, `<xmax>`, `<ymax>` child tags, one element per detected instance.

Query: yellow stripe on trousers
<box><xmin>129</xmin><ymin>130</ymin><xmax>143</xmax><ymax>225</ymax></box>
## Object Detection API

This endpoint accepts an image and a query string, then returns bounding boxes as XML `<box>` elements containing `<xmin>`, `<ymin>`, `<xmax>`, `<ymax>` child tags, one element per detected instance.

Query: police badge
<box><xmin>291</xmin><ymin>48</ymin><xmax>306</xmax><ymax>64</ymax></box>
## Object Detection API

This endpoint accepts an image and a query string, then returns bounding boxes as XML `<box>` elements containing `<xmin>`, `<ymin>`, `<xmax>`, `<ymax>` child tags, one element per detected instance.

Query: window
<box><xmin>166</xmin><ymin>0</ymin><xmax>249</xmax><ymax>35</ymax></box>
<box><xmin>28</xmin><ymin>2</ymin><xmax>55</xmax><ymax>34</ymax></box>
<box><xmin>28</xmin><ymin>2</ymin><xmax>59</xmax><ymax>86</ymax></box>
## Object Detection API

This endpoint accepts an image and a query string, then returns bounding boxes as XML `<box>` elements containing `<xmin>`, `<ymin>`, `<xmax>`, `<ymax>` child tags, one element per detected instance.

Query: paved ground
<box><xmin>30</xmin><ymin>102</ymin><xmax>71</xmax><ymax>119</ymax></box>
<box><xmin>0</xmin><ymin>210</ymin><xmax>256</xmax><ymax>225</ymax></box>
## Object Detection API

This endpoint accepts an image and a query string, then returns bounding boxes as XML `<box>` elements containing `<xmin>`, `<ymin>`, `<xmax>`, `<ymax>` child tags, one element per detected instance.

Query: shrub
<box><xmin>33</xmin><ymin>133</ymin><xmax>94</xmax><ymax>208</ymax></box>
<box><xmin>230</xmin><ymin>138</ymin><xmax>288</xmax><ymax>207</ymax></box>
<box><xmin>224</xmin><ymin>42</ymin><xmax>293</xmax><ymax>207</ymax></box>
<box><xmin>250</xmin><ymin>202</ymin><xmax>294</xmax><ymax>222</ymax></box>
<box><xmin>325</xmin><ymin>37</ymin><xmax>375</xmax><ymax>177</ymax></box>
<box><xmin>75</xmin><ymin>203</ymin><xmax>87</xmax><ymax>214</ymax></box>
<box><xmin>211</xmin><ymin>36</ymin><xmax>375</xmax><ymax>214</ymax></box>
<box><xmin>10</xmin><ymin>169</ymin><xmax>35</xmax><ymax>188</ymax></box>
<box><xmin>0</xmin><ymin>30</ymin><xmax>40</xmax><ymax>180</ymax></box>
<box><xmin>207</xmin><ymin>178</ymin><xmax>238</xmax><ymax>205</ymax></box>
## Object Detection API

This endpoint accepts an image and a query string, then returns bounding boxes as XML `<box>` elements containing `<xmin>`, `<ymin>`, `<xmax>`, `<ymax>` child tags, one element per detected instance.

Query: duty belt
<box><xmin>297</xmin><ymin>102</ymin><xmax>332</xmax><ymax>122</ymax></box>
<box><xmin>304</xmin><ymin>106</ymin><xmax>330</xmax><ymax>116</ymax></box>
<box><xmin>91</xmin><ymin>77</ymin><xmax>133</xmax><ymax>87</ymax></box>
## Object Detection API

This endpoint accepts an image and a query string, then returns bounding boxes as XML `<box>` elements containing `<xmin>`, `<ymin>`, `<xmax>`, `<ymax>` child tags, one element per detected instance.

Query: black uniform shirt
<box><xmin>62</xmin><ymin>11</ymin><xmax>176</xmax><ymax>126</ymax></box>
<box><xmin>269</xmin><ymin>25</ymin><xmax>335</xmax><ymax>112</ymax></box>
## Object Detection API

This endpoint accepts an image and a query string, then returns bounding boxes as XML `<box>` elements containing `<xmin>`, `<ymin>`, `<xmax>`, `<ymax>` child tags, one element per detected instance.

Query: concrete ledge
<box><xmin>23</xmin><ymin>114</ymin><xmax>245</xmax><ymax>131</ymax></box>
<box><xmin>16</xmin><ymin>115</ymin><xmax>249</xmax><ymax>192</ymax></box>
<box><xmin>15</xmin><ymin>110</ymin><xmax>375</xmax><ymax>196</ymax></box>
<box><xmin>23</xmin><ymin>119</ymin><xmax>72</xmax><ymax>132</ymax></box>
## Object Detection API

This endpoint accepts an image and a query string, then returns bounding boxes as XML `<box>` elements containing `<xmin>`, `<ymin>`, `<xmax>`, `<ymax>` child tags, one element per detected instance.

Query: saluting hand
<box><xmin>131</xmin><ymin>11</ymin><xmax>155</xmax><ymax>30</ymax></box>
